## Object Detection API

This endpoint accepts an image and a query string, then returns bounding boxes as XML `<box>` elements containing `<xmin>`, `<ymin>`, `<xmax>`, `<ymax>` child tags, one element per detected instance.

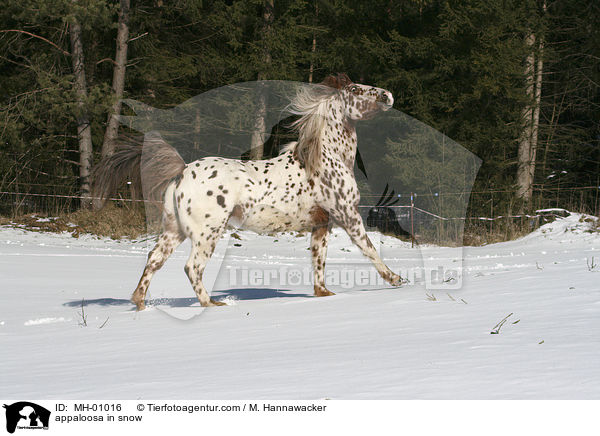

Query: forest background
<box><xmin>1</xmin><ymin>0</ymin><xmax>598</xmax><ymax>241</ymax></box>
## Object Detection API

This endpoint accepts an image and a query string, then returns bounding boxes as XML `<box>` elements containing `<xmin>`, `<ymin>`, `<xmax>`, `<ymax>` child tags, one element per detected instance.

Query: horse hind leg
<box><xmin>184</xmin><ymin>216</ymin><xmax>230</xmax><ymax>307</ymax></box>
<box><xmin>131</xmin><ymin>212</ymin><xmax>184</xmax><ymax>310</ymax></box>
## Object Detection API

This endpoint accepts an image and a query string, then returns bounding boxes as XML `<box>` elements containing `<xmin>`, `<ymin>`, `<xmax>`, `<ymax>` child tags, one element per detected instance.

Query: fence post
<box><xmin>490</xmin><ymin>192</ymin><xmax>494</xmax><ymax>235</ymax></box>
<box><xmin>594</xmin><ymin>180</ymin><xmax>600</xmax><ymax>218</ymax></box>
<box><xmin>410</xmin><ymin>192</ymin><xmax>415</xmax><ymax>248</ymax></box>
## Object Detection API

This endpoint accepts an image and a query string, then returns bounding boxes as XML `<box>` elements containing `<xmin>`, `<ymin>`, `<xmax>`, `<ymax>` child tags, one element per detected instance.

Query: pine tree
<box><xmin>536</xmin><ymin>0</ymin><xmax>600</xmax><ymax>213</ymax></box>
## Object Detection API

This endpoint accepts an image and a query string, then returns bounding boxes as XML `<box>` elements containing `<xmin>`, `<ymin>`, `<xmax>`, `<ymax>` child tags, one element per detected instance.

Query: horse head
<box><xmin>322</xmin><ymin>73</ymin><xmax>393</xmax><ymax>120</ymax></box>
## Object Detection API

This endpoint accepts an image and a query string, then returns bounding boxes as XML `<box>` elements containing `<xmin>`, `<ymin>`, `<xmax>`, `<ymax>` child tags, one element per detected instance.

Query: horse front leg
<box><xmin>311</xmin><ymin>225</ymin><xmax>335</xmax><ymax>296</ymax></box>
<box><xmin>330</xmin><ymin>206</ymin><xmax>403</xmax><ymax>287</ymax></box>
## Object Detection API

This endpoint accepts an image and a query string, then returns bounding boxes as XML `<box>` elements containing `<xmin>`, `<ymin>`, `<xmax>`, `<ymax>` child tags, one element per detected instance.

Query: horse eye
<box><xmin>349</xmin><ymin>85</ymin><xmax>358</xmax><ymax>93</ymax></box>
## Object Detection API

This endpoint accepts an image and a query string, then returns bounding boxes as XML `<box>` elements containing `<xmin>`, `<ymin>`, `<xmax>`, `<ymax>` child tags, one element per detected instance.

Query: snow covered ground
<box><xmin>1</xmin><ymin>213</ymin><xmax>599</xmax><ymax>399</ymax></box>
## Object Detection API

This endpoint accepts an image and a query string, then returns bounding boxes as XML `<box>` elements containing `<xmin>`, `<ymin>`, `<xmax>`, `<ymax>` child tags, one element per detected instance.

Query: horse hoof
<box><xmin>209</xmin><ymin>299</ymin><xmax>227</xmax><ymax>306</ymax></box>
<box><xmin>314</xmin><ymin>286</ymin><xmax>335</xmax><ymax>297</ymax></box>
<box><xmin>389</xmin><ymin>274</ymin><xmax>404</xmax><ymax>287</ymax></box>
<box><xmin>133</xmin><ymin>301</ymin><xmax>146</xmax><ymax>311</ymax></box>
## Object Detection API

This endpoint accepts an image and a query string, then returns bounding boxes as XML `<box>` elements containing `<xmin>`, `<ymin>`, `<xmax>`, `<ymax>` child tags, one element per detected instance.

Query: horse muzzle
<box><xmin>377</xmin><ymin>91</ymin><xmax>394</xmax><ymax>110</ymax></box>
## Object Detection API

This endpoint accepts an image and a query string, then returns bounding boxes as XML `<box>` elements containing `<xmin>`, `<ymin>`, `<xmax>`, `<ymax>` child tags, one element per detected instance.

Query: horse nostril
<box><xmin>378</xmin><ymin>92</ymin><xmax>392</xmax><ymax>106</ymax></box>
<box><xmin>379</xmin><ymin>92</ymin><xmax>393</xmax><ymax>109</ymax></box>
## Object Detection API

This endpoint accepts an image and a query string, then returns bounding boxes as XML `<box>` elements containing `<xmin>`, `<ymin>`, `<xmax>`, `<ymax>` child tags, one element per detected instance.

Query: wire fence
<box><xmin>2</xmin><ymin>185</ymin><xmax>596</xmax><ymax>246</ymax></box>
<box><xmin>2</xmin><ymin>185</ymin><xmax>598</xmax><ymax>213</ymax></box>
<box><xmin>3</xmin><ymin>188</ymin><xmax>595</xmax><ymax>218</ymax></box>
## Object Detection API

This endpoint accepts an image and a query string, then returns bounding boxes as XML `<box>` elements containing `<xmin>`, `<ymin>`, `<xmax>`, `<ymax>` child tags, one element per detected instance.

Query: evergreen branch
<box><xmin>0</xmin><ymin>29</ymin><xmax>70</xmax><ymax>56</ymax></box>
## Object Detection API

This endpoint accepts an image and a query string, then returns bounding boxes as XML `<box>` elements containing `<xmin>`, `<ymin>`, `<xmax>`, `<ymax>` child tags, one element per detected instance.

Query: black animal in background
<box><xmin>367</xmin><ymin>184</ymin><xmax>412</xmax><ymax>240</ymax></box>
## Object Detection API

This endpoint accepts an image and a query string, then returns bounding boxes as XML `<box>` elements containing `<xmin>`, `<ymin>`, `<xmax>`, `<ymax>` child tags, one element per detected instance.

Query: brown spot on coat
<box><xmin>310</xmin><ymin>206</ymin><xmax>329</xmax><ymax>226</ymax></box>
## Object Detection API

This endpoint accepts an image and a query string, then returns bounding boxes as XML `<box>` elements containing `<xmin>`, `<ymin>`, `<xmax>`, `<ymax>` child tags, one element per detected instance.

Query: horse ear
<box><xmin>387</xmin><ymin>197</ymin><xmax>400</xmax><ymax>206</ymax></box>
<box><xmin>321</xmin><ymin>75</ymin><xmax>340</xmax><ymax>89</ymax></box>
<box><xmin>337</xmin><ymin>73</ymin><xmax>353</xmax><ymax>87</ymax></box>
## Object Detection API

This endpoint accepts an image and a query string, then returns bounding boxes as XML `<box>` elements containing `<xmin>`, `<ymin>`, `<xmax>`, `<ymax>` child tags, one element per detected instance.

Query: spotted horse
<box><xmin>93</xmin><ymin>73</ymin><xmax>403</xmax><ymax>310</ymax></box>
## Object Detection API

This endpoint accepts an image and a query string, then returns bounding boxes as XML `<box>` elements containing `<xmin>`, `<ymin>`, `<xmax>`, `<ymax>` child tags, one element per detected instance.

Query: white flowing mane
<box><xmin>284</xmin><ymin>84</ymin><xmax>340</xmax><ymax>174</ymax></box>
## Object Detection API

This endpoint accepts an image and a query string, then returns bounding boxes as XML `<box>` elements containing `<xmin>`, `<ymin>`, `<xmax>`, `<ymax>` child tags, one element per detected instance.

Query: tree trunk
<box><xmin>102</xmin><ymin>0</ymin><xmax>130</xmax><ymax>158</ymax></box>
<box><xmin>516</xmin><ymin>31</ymin><xmax>536</xmax><ymax>209</ymax></box>
<box><xmin>529</xmin><ymin>34</ymin><xmax>544</xmax><ymax>207</ymax></box>
<box><xmin>517</xmin><ymin>2</ymin><xmax>546</xmax><ymax>211</ymax></box>
<box><xmin>258</xmin><ymin>0</ymin><xmax>273</xmax><ymax>80</ymax></box>
<box><xmin>308</xmin><ymin>34</ymin><xmax>316</xmax><ymax>84</ymax></box>
<box><xmin>308</xmin><ymin>2</ymin><xmax>318</xmax><ymax>83</ymax></box>
<box><xmin>249</xmin><ymin>0</ymin><xmax>274</xmax><ymax>160</ymax></box>
<box><xmin>249</xmin><ymin>89</ymin><xmax>267</xmax><ymax>161</ymax></box>
<box><xmin>69</xmin><ymin>14</ymin><xmax>93</xmax><ymax>209</ymax></box>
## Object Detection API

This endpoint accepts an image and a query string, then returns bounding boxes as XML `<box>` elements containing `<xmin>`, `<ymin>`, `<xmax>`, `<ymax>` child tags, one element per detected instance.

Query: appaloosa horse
<box><xmin>93</xmin><ymin>73</ymin><xmax>402</xmax><ymax>310</ymax></box>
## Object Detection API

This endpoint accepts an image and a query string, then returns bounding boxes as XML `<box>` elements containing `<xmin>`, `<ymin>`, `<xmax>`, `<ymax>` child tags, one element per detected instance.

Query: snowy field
<box><xmin>1</xmin><ymin>213</ymin><xmax>599</xmax><ymax>399</ymax></box>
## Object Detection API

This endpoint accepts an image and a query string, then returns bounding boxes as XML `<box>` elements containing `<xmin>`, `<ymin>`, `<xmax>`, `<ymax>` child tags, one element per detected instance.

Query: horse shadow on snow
<box><xmin>62</xmin><ymin>288</ymin><xmax>309</xmax><ymax>309</ymax></box>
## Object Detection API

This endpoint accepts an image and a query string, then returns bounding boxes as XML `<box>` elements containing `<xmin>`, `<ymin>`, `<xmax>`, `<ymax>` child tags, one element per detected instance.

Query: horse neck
<box><xmin>321</xmin><ymin>101</ymin><xmax>357</xmax><ymax>169</ymax></box>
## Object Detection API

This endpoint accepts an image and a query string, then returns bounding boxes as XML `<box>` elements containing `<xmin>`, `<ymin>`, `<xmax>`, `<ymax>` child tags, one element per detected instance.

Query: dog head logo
<box><xmin>3</xmin><ymin>402</ymin><xmax>50</xmax><ymax>433</ymax></box>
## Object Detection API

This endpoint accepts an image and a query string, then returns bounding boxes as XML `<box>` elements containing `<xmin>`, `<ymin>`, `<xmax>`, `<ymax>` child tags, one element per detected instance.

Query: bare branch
<box><xmin>96</xmin><ymin>57</ymin><xmax>118</xmax><ymax>66</ymax></box>
<box><xmin>128</xmin><ymin>32</ymin><xmax>148</xmax><ymax>43</ymax></box>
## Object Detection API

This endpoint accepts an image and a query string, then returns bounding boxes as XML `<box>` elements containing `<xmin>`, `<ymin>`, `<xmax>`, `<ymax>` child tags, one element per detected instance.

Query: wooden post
<box><xmin>490</xmin><ymin>192</ymin><xmax>494</xmax><ymax>234</ymax></box>
<box><xmin>410</xmin><ymin>192</ymin><xmax>415</xmax><ymax>248</ymax></box>
<box><xmin>595</xmin><ymin>178</ymin><xmax>599</xmax><ymax>218</ymax></box>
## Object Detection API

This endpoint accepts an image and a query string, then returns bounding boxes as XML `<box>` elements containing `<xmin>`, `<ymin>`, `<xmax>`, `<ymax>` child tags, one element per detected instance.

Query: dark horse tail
<box><xmin>91</xmin><ymin>132</ymin><xmax>186</xmax><ymax>210</ymax></box>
